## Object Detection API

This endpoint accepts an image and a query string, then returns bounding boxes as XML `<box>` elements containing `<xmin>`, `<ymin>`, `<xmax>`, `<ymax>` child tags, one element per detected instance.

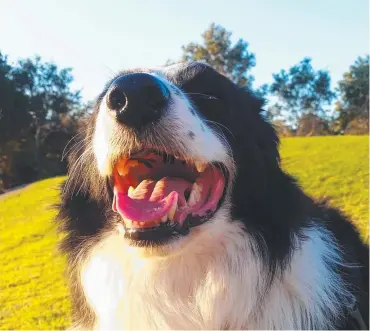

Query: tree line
<box><xmin>0</xmin><ymin>53</ymin><xmax>88</xmax><ymax>191</ymax></box>
<box><xmin>0</xmin><ymin>23</ymin><xmax>368</xmax><ymax>191</ymax></box>
<box><xmin>178</xmin><ymin>23</ymin><xmax>369</xmax><ymax>137</ymax></box>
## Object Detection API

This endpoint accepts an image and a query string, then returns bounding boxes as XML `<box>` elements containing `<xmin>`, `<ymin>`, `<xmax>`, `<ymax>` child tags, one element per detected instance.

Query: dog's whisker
<box><xmin>63</xmin><ymin>144</ymin><xmax>94</xmax><ymax>197</ymax></box>
<box><xmin>62</xmin><ymin>129</ymin><xmax>90</xmax><ymax>161</ymax></box>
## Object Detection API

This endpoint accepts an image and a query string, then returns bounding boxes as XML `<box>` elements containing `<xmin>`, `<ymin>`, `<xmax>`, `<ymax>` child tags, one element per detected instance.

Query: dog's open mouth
<box><xmin>112</xmin><ymin>149</ymin><xmax>227</xmax><ymax>241</ymax></box>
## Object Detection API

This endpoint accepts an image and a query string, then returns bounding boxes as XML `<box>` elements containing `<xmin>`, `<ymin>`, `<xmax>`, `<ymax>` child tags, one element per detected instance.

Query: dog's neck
<box><xmin>80</xmin><ymin>213</ymin><xmax>352</xmax><ymax>330</ymax></box>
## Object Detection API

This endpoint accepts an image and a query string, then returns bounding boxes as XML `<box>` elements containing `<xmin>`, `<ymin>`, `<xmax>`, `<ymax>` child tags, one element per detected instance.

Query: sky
<box><xmin>0</xmin><ymin>0</ymin><xmax>368</xmax><ymax>102</ymax></box>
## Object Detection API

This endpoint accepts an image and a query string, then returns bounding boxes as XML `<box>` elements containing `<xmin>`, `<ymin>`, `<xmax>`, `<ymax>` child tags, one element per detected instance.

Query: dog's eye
<box><xmin>186</xmin><ymin>92</ymin><xmax>225</xmax><ymax>119</ymax></box>
<box><xmin>186</xmin><ymin>93</ymin><xmax>220</xmax><ymax>101</ymax></box>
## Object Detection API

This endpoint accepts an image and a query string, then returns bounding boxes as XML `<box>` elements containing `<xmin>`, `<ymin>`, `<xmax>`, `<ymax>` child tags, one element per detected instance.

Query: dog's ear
<box><xmin>241</xmin><ymin>87</ymin><xmax>281</xmax><ymax>165</ymax></box>
<box><xmin>241</xmin><ymin>86</ymin><xmax>267</xmax><ymax>113</ymax></box>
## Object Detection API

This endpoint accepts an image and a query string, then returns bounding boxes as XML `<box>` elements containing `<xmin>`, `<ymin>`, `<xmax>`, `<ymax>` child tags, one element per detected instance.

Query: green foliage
<box><xmin>0</xmin><ymin>54</ymin><xmax>81</xmax><ymax>141</ymax></box>
<box><xmin>180</xmin><ymin>23</ymin><xmax>256</xmax><ymax>87</ymax></box>
<box><xmin>334</xmin><ymin>55</ymin><xmax>369</xmax><ymax>133</ymax></box>
<box><xmin>0</xmin><ymin>52</ymin><xmax>32</xmax><ymax>142</ymax></box>
<box><xmin>272</xmin><ymin>120</ymin><xmax>295</xmax><ymax>137</ymax></box>
<box><xmin>254</xmin><ymin>83</ymin><xmax>269</xmax><ymax>99</ymax></box>
<box><xmin>268</xmin><ymin>58</ymin><xmax>336</xmax><ymax>127</ymax></box>
<box><xmin>0</xmin><ymin>136</ymin><xmax>368</xmax><ymax>329</ymax></box>
<box><xmin>342</xmin><ymin>117</ymin><xmax>369</xmax><ymax>135</ymax></box>
<box><xmin>14</xmin><ymin>56</ymin><xmax>81</xmax><ymax>116</ymax></box>
<box><xmin>0</xmin><ymin>52</ymin><xmax>84</xmax><ymax>189</ymax></box>
<box><xmin>296</xmin><ymin>113</ymin><xmax>331</xmax><ymax>136</ymax></box>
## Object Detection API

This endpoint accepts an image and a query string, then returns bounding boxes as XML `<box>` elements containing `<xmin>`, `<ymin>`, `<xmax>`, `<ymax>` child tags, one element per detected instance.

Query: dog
<box><xmin>57</xmin><ymin>61</ymin><xmax>369</xmax><ymax>330</ymax></box>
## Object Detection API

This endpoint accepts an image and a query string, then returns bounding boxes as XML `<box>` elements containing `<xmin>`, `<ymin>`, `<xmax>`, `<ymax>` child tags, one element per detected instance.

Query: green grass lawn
<box><xmin>0</xmin><ymin>135</ymin><xmax>368</xmax><ymax>330</ymax></box>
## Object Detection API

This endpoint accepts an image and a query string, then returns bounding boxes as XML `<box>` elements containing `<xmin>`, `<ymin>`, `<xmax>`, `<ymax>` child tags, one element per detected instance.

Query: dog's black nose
<box><xmin>106</xmin><ymin>73</ymin><xmax>169</xmax><ymax>129</ymax></box>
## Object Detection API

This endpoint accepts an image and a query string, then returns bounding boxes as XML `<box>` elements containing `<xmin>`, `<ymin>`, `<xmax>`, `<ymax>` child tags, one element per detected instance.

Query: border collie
<box><xmin>57</xmin><ymin>62</ymin><xmax>369</xmax><ymax>330</ymax></box>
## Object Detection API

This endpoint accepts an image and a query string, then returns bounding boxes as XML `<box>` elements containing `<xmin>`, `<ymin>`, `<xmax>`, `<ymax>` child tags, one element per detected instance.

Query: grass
<box><xmin>0</xmin><ymin>135</ymin><xmax>368</xmax><ymax>330</ymax></box>
<box><xmin>0</xmin><ymin>178</ymin><xmax>70</xmax><ymax>329</ymax></box>
<box><xmin>280</xmin><ymin>136</ymin><xmax>369</xmax><ymax>241</ymax></box>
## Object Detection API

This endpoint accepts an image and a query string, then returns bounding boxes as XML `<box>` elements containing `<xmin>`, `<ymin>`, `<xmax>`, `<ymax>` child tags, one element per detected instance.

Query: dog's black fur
<box><xmin>57</xmin><ymin>62</ymin><xmax>369</xmax><ymax>329</ymax></box>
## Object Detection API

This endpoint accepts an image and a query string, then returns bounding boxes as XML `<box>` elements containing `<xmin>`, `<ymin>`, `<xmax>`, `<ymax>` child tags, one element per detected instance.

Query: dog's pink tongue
<box><xmin>113</xmin><ymin>178</ymin><xmax>192</xmax><ymax>223</ymax></box>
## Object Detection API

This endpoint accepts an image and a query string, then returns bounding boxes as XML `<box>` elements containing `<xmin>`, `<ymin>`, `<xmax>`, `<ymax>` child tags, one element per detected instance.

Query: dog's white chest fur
<box><xmin>82</xmin><ymin>247</ymin><xmax>236</xmax><ymax>329</ymax></box>
<box><xmin>81</xmin><ymin>215</ymin><xmax>350</xmax><ymax>330</ymax></box>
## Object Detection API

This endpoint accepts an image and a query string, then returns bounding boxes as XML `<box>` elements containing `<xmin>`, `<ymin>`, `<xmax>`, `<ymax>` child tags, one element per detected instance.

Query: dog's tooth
<box><xmin>161</xmin><ymin>214</ymin><xmax>168</xmax><ymax>223</ymax></box>
<box><xmin>117</xmin><ymin>223</ymin><xmax>125</xmax><ymax>233</ymax></box>
<box><xmin>128</xmin><ymin>186</ymin><xmax>135</xmax><ymax>197</ymax></box>
<box><xmin>132</xmin><ymin>220</ymin><xmax>139</xmax><ymax>226</ymax></box>
<box><xmin>124</xmin><ymin>218</ymin><xmax>132</xmax><ymax>226</ymax></box>
<box><xmin>195</xmin><ymin>161</ymin><xmax>207</xmax><ymax>173</ymax></box>
<box><xmin>168</xmin><ymin>195</ymin><xmax>178</xmax><ymax>222</ymax></box>
<box><xmin>188</xmin><ymin>182</ymin><xmax>202</xmax><ymax>207</ymax></box>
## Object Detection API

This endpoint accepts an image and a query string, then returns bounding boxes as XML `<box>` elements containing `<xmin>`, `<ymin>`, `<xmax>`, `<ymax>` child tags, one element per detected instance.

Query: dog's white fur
<box><xmin>80</xmin><ymin>206</ymin><xmax>352</xmax><ymax>329</ymax></box>
<box><xmin>84</xmin><ymin>71</ymin><xmax>352</xmax><ymax>329</ymax></box>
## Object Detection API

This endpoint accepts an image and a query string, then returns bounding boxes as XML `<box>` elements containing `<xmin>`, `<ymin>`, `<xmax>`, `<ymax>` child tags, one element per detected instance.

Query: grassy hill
<box><xmin>0</xmin><ymin>135</ymin><xmax>368</xmax><ymax>330</ymax></box>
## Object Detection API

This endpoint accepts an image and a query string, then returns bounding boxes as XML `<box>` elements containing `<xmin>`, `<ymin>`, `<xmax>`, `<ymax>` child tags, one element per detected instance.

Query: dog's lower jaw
<box><xmin>80</xmin><ymin>211</ymin><xmax>351</xmax><ymax>330</ymax></box>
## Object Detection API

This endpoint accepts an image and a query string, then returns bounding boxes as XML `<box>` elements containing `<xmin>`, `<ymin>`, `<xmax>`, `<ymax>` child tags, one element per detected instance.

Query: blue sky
<box><xmin>1</xmin><ymin>0</ymin><xmax>368</xmax><ymax>102</ymax></box>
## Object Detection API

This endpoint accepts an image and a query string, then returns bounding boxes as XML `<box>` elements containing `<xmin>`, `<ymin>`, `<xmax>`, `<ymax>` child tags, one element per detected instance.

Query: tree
<box><xmin>268</xmin><ymin>58</ymin><xmax>335</xmax><ymax>127</ymax></box>
<box><xmin>254</xmin><ymin>83</ymin><xmax>269</xmax><ymax>99</ymax></box>
<box><xmin>334</xmin><ymin>55</ymin><xmax>369</xmax><ymax>133</ymax></box>
<box><xmin>10</xmin><ymin>56</ymin><xmax>82</xmax><ymax>165</ymax></box>
<box><xmin>296</xmin><ymin>113</ymin><xmax>330</xmax><ymax>136</ymax></box>
<box><xmin>11</xmin><ymin>56</ymin><xmax>81</xmax><ymax>142</ymax></box>
<box><xmin>272</xmin><ymin>120</ymin><xmax>294</xmax><ymax>137</ymax></box>
<box><xmin>0</xmin><ymin>52</ymin><xmax>83</xmax><ymax>188</ymax></box>
<box><xmin>180</xmin><ymin>23</ymin><xmax>256</xmax><ymax>88</ymax></box>
<box><xmin>0</xmin><ymin>52</ymin><xmax>33</xmax><ymax>190</ymax></box>
<box><xmin>0</xmin><ymin>53</ymin><xmax>32</xmax><ymax>142</ymax></box>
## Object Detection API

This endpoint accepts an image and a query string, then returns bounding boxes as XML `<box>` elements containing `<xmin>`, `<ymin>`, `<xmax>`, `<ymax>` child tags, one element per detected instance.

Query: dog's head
<box><xmin>61</xmin><ymin>62</ymin><xmax>284</xmax><ymax>256</ymax></box>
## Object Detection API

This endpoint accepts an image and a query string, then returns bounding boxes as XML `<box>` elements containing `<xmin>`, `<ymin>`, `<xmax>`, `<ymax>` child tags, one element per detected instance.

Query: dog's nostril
<box><xmin>107</xmin><ymin>87</ymin><xmax>127</xmax><ymax>111</ymax></box>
